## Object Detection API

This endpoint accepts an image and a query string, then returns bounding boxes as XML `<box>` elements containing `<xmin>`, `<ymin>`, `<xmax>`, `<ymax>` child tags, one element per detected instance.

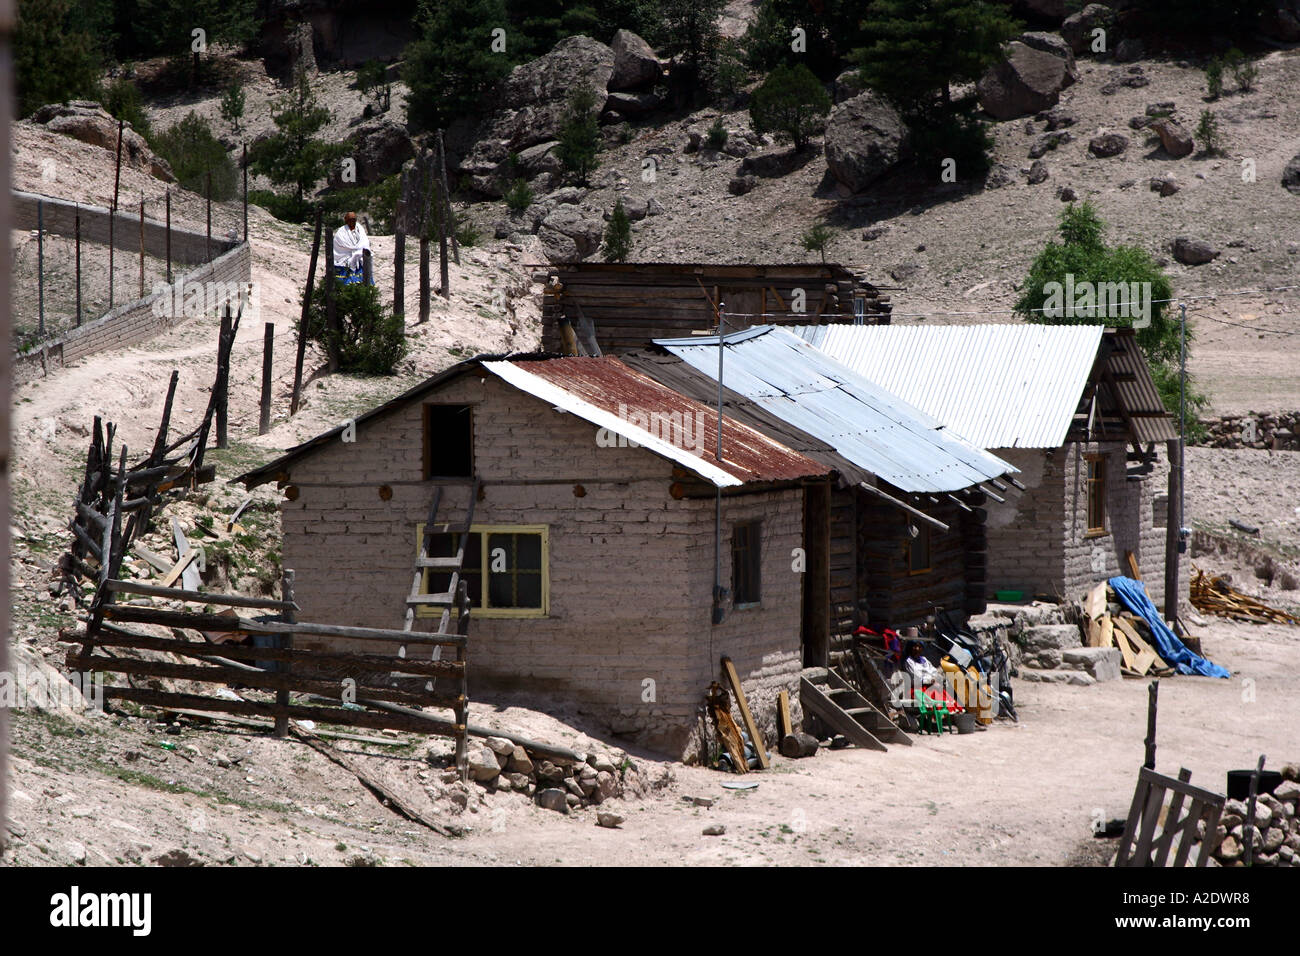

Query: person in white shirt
<box><xmin>904</xmin><ymin>641</ymin><xmax>940</xmax><ymax>687</ymax></box>
<box><xmin>333</xmin><ymin>211</ymin><xmax>371</xmax><ymax>284</ymax></box>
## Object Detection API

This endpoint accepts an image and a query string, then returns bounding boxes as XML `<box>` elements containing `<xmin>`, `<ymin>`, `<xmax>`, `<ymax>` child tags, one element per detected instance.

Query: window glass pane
<box><xmin>516</xmin><ymin>533</ymin><xmax>541</xmax><ymax>570</ymax></box>
<box><xmin>515</xmin><ymin>573</ymin><xmax>542</xmax><ymax>608</ymax></box>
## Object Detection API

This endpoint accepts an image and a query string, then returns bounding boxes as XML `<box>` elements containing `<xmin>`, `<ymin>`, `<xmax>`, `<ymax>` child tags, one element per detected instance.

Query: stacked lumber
<box><xmin>1190</xmin><ymin>566</ymin><xmax>1300</xmax><ymax>625</ymax></box>
<box><xmin>1081</xmin><ymin>582</ymin><xmax>1175</xmax><ymax>678</ymax></box>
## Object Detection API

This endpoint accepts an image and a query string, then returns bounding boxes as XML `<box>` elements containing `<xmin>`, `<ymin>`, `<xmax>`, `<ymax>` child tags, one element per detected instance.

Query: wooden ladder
<box><xmin>405</xmin><ymin>478</ymin><xmax>481</xmax><ymax>636</ymax></box>
<box><xmin>800</xmin><ymin>665</ymin><xmax>914</xmax><ymax>752</ymax></box>
<box><xmin>403</xmin><ymin>478</ymin><xmax>479</xmax><ymax>780</ymax></box>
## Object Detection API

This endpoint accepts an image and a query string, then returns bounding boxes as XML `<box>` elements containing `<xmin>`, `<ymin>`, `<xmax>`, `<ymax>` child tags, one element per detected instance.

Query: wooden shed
<box><xmin>535</xmin><ymin>261</ymin><xmax>892</xmax><ymax>355</ymax></box>
<box><xmin>235</xmin><ymin>354</ymin><xmax>830</xmax><ymax>757</ymax></box>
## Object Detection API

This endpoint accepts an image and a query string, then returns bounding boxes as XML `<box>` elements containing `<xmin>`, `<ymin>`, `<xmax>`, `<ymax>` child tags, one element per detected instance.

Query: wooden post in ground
<box><xmin>362</xmin><ymin>248</ymin><xmax>372</xmax><ymax>286</ymax></box>
<box><xmin>1144</xmin><ymin>680</ymin><xmax>1158</xmax><ymax>770</ymax></box>
<box><xmin>418</xmin><ymin>152</ymin><xmax>431</xmax><ymax>323</ymax></box>
<box><xmin>138</xmin><ymin>194</ymin><xmax>145</xmax><ymax>299</ymax></box>
<box><xmin>436</xmin><ymin>131</ymin><xmax>452</xmax><ymax>297</ymax></box>
<box><xmin>164</xmin><ymin>190</ymin><xmax>171</xmax><ymax>284</ymax></box>
<box><xmin>242</xmin><ymin>142</ymin><xmax>248</xmax><ymax>242</ymax></box>
<box><xmin>74</xmin><ymin>204</ymin><xmax>82</xmax><ymax>325</ymax></box>
<box><xmin>259</xmin><ymin>323</ymin><xmax>274</xmax><ymax>435</ymax></box>
<box><xmin>393</xmin><ymin>168</ymin><xmax>406</xmax><ymax>317</ymax></box>
<box><xmin>1164</xmin><ymin>438</ymin><xmax>1182</xmax><ymax>628</ymax></box>
<box><xmin>206</xmin><ymin>170</ymin><xmax>212</xmax><ymax>260</ymax></box>
<box><xmin>291</xmin><ymin>209</ymin><xmax>322</xmax><ymax>415</ymax></box>
<box><xmin>36</xmin><ymin>198</ymin><xmax>43</xmax><ymax>335</ymax></box>
<box><xmin>216</xmin><ymin>306</ymin><xmax>232</xmax><ymax>448</ymax></box>
<box><xmin>324</xmin><ymin>223</ymin><xmax>339</xmax><ymax>371</ymax></box>
<box><xmin>1243</xmin><ymin>754</ymin><xmax>1266</xmax><ymax>866</ymax></box>
<box><xmin>275</xmin><ymin>570</ymin><xmax>296</xmax><ymax>738</ymax></box>
<box><xmin>110</xmin><ymin>119</ymin><xmax>123</xmax><ymax>307</ymax></box>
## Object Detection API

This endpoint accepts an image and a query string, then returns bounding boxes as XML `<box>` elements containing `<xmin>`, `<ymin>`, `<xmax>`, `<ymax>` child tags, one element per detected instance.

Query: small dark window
<box><xmin>1086</xmin><ymin>454</ymin><xmax>1107</xmax><ymax>534</ymax></box>
<box><xmin>423</xmin><ymin>404</ymin><xmax>473</xmax><ymax>478</ymax></box>
<box><xmin>907</xmin><ymin>524</ymin><xmax>932</xmax><ymax>574</ymax></box>
<box><xmin>732</xmin><ymin>521</ymin><xmax>762</xmax><ymax>607</ymax></box>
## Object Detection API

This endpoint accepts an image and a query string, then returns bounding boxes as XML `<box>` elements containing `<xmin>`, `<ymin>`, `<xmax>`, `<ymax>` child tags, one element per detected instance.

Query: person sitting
<box><xmin>904</xmin><ymin>641</ymin><xmax>940</xmax><ymax>687</ymax></box>
<box><xmin>333</xmin><ymin>211</ymin><xmax>372</xmax><ymax>285</ymax></box>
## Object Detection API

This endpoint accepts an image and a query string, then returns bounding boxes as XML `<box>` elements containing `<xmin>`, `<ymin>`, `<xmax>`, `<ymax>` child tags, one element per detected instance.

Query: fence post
<box><xmin>165</xmin><ymin>190</ymin><xmax>171</xmax><ymax>284</ymax></box>
<box><xmin>216</xmin><ymin>306</ymin><xmax>231</xmax><ymax>449</ymax></box>
<box><xmin>394</xmin><ymin>169</ymin><xmax>406</xmax><ymax>318</ymax></box>
<box><xmin>206</xmin><ymin>170</ymin><xmax>212</xmax><ymax>261</ymax></box>
<box><xmin>36</xmin><ymin>198</ymin><xmax>44</xmax><ymax>336</ymax></box>
<box><xmin>110</xmin><ymin>118</ymin><xmax>123</xmax><ymax>309</ymax></box>
<box><xmin>276</xmin><ymin>569</ymin><xmax>296</xmax><ymax>738</ymax></box>
<box><xmin>74</xmin><ymin>204</ymin><xmax>82</xmax><ymax>326</ymax></box>
<box><xmin>362</xmin><ymin>247</ymin><xmax>372</xmax><ymax>286</ymax></box>
<box><xmin>324</xmin><ymin>225</ymin><xmax>338</xmax><ymax>372</ymax></box>
<box><xmin>259</xmin><ymin>322</ymin><xmax>274</xmax><ymax>435</ymax></box>
<box><xmin>291</xmin><ymin>209</ymin><xmax>323</xmax><ymax>415</ymax></box>
<box><xmin>138</xmin><ymin>194</ymin><xmax>145</xmax><ymax>299</ymax></box>
<box><xmin>242</xmin><ymin>142</ymin><xmax>248</xmax><ymax>243</ymax></box>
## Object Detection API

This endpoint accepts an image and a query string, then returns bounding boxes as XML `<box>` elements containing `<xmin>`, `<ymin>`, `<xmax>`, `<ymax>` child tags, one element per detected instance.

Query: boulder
<box><xmin>460</xmin><ymin>36</ymin><xmax>614</xmax><ymax>177</ymax></box>
<box><xmin>538</xmin><ymin>205</ymin><xmax>605</xmax><ymax>262</ymax></box>
<box><xmin>608</xmin><ymin>30</ymin><xmax>661</xmax><ymax>91</ymax></box>
<box><xmin>1114</xmin><ymin>37</ymin><xmax>1144</xmax><ymax>63</ymax></box>
<box><xmin>468</xmin><ymin>745</ymin><xmax>502</xmax><ymax>782</ymax></box>
<box><xmin>1150</xmin><ymin>118</ymin><xmax>1193</xmax><ymax>158</ymax></box>
<box><xmin>1282</xmin><ymin>154</ymin><xmax>1300</xmax><ymax>195</ymax></box>
<box><xmin>728</xmin><ymin>174</ymin><xmax>758</xmax><ymax>195</ymax></box>
<box><xmin>605</xmin><ymin>91</ymin><xmax>661</xmax><ymax>115</ymax></box>
<box><xmin>1062</xmin><ymin>4</ymin><xmax>1115</xmax><ymax>55</ymax></box>
<box><xmin>1263</xmin><ymin>1</ymin><xmax>1300</xmax><ymax>42</ymax></box>
<box><xmin>514</xmin><ymin>140</ymin><xmax>564</xmax><ymax>180</ymax></box>
<box><xmin>1061</xmin><ymin>646</ymin><xmax>1121</xmax><ymax>681</ymax></box>
<box><xmin>1027</xmin><ymin>159</ymin><xmax>1050</xmax><ymax>184</ymax></box>
<box><xmin>985</xmin><ymin>164</ymin><xmax>1015</xmax><ymax>189</ymax></box>
<box><xmin>977</xmin><ymin>42</ymin><xmax>1072</xmax><ymax>120</ymax></box>
<box><xmin>1274</xmin><ymin>779</ymin><xmax>1300</xmax><ymax>801</ymax></box>
<box><xmin>1017</xmin><ymin>32</ymin><xmax>1079</xmax><ymax>86</ymax></box>
<box><xmin>1088</xmin><ymin>132</ymin><xmax>1128</xmax><ymax>157</ymax></box>
<box><xmin>345</xmin><ymin>118</ymin><xmax>413</xmax><ymax>186</ymax></box>
<box><xmin>1217</xmin><ymin>834</ymin><xmax>1243</xmax><ymax>862</ymax></box>
<box><xmin>596</xmin><ymin>811</ymin><xmax>625</xmax><ymax>828</ymax></box>
<box><xmin>1057</xmin><ymin>185</ymin><xmax>1078</xmax><ymax>201</ymax></box>
<box><xmin>823</xmin><ymin>91</ymin><xmax>908</xmax><ymax>193</ymax></box>
<box><xmin>536</xmin><ymin>788</ymin><xmax>568</xmax><ymax>813</ymax></box>
<box><xmin>1029</xmin><ymin>130</ymin><xmax>1072</xmax><ymax>158</ymax></box>
<box><xmin>29</xmin><ymin>102</ymin><xmax>174</xmax><ymax>182</ymax></box>
<box><xmin>1172</xmin><ymin>236</ymin><xmax>1220</xmax><ymax>265</ymax></box>
<box><xmin>833</xmin><ymin>69</ymin><xmax>866</xmax><ymax>103</ymax></box>
<box><xmin>1149</xmin><ymin>174</ymin><xmax>1179</xmax><ymax>196</ymax></box>
<box><xmin>1038</xmin><ymin>106</ymin><xmax>1078</xmax><ymax>130</ymax></box>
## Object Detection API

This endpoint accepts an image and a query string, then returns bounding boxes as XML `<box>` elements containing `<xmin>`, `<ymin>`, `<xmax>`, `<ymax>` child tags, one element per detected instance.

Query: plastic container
<box><xmin>1226</xmin><ymin>770</ymin><xmax>1282</xmax><ymax>800</ymax></box>
<box><xmin>995</xmin><ymin>589</ymin><xmax>1024</xmax><ymax>602</ymax></box>
<box><xmin>954</xmin><ymin>712</ymin><xmax>977</xmax><ymax>734</ymax></box>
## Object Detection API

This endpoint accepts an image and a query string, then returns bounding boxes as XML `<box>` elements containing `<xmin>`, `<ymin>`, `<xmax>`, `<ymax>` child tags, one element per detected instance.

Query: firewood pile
<box><xmin>1190</xmin><ymin>566</ymin><xmax>1300</xmax><ymax>625</ymax></box>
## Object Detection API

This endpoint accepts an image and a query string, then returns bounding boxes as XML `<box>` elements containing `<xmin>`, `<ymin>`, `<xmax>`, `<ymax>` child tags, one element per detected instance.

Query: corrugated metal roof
<box><xmin>793</xmin><ymin>324</ymin><xmax>1106</xmax><ymax>449</ymax></box>
<box><xmin>485</xmin><ymin>357</ymin><xmax>828</xmax><ymax>487</ymax></box>
<box><xmin>1101</xmin><ymin>331</ymin><xmax>1179</xmax><ymax>443</ymax></box>
<box><xmin>652</xmin><ymin>327</ymin><xmax>1016</xmax><ymax>494</ymax></box>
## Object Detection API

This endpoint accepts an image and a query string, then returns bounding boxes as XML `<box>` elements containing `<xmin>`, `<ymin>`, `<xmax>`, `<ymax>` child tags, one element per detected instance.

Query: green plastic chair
<box><xmin>915</xmin><ymin>690</ymin><xmax>946</xmax><ymax>735</ymax></box>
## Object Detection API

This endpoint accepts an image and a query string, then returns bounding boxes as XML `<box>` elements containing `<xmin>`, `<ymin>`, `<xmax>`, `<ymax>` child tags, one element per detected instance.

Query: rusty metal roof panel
<box><xmin>653</xmin><ymin>327</ymin><xmax>1016</xmax><ymax>494</ymax></box>
<box><xmin>794</xmin><ymin>324</ymin><xmax>1107</xmax><ymax>449</ymax></box>
<box><xmin>485</xmin><ymin>356</ymin><xmax>829</xmax><ymax>486</ymax></box>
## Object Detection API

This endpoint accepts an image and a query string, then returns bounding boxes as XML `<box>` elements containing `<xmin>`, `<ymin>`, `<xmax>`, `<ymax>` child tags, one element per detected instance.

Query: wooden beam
<box><xmin>158</xmin><ymin>548</ymin><xmax>199</xmax><ymax>588</ymax></box>
<box><xmin>858</xmin><ymin>482</ymin><xmax>949</xmax><ymax>533</ymax></box>
<box><xmin>104</xmin><ymin>579</ymin><xmax>297</xmax><ymax>611</ymax></box>
<box><xmin>721</xmin><ymin>656</ymin><xmax>769</xmax><ymax>769</ymax></box>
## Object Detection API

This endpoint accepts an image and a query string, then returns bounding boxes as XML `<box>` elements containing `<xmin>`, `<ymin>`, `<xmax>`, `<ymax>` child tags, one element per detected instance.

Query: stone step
<box><xmin>1018</xmin><ymin>667</ymin><xmax>1095</xmax><ymax>686</ymax></box>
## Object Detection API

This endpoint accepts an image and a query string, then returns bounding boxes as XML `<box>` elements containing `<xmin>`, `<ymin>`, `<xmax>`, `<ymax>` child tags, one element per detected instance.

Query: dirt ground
<box><xmin>4</xmin><ymin>618</ymin><xmax>1294</xmax><ymax>867</ymax></box>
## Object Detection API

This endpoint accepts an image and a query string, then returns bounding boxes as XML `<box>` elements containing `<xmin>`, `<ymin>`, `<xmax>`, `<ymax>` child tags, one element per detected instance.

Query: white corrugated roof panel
<box><xmin>793</xmin><ymin>324</ymin><xmax>1105</xmax><ymax>448</ymax></box>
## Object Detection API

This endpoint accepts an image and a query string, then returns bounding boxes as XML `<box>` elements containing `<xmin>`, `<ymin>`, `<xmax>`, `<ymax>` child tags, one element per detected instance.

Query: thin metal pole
<box><xmin>1178</xmin><ymin>303</ymin><xmax>1186</xmax><ymax>555</ymax></box>
<box><xmin>37</xmin><ymin>198</ymin><xmax>44</xmax><ymax>335</ymax></box>
<box><xmin>74</xmin><ymin>204</ymin><xmax>82</xmax><ymax>325</ymax></box>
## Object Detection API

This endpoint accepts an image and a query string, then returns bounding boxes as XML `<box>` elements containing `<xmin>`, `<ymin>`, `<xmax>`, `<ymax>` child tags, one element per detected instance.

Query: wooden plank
<box><xmin>799</xmin><ymin>677</ymin><xmax>888</xmax><ymax>752</ymax></box>
<box><xmin>171</xmin><ymin>517</ymin><xmax>201</xmax><ymax>592</ymax></box>
<box><xmin>101</xmin><ymin>605</ymin><xmax>467</xmax><ymax>646</ymax></box>
<box><xmin>132</xmin><ymin>544</ymin><xmax>174</xmax><ymax>575</ymax></box>
<box><xmin>776</xmin><ymin>690</ymin><xmax>792</xmax><ymax>741</ymax></box>
<box><xmin>1126</xmin><ymin>551</ymin><xmax>1142</xmax><ymax>581</ymax></box>
<box><xmin>158</xmin><ymin>547</ymin><xmax>199</xmax><ymax>588</ymax></box>
<box><xmin>1098</xmin><ymin>615</ymin><xmax>1114</xmax><ymax>650</ymax></box>
<box><xmin>104</xmin><ymin>579</ymin><xmax>297</xmax><ymax>611</ymax></box>
<box><xmin>1115</xmin><ymin>617</ymin><xmax>1159</xmax><ymax>675</ymax></box>
<box><xmin>1111</xmin><ymin>620</ymin><xmax>1138</xmax><ymax>672</ymax></box>
<box><xmin>1115</xmin><ymin>773</ymin><xmax>1151</xmax><ymax>866</ymax></box>
<box><xmin>164</xmin><ymin>709</ymin><xmax>410</xmax><ymax>746</ymax></box>
<box><xmin>721</xmin><ymin>656</ymin><xmax>769</xmax><ymax>768</ymax></box>
<box><xmin>1151</xmin><ymin>768</ymin><xmax>1193</xmax><ymax>866</ymax></box>
<box><xmin>1084</xmin><ymin>582</ymin><xmax>1107</xmax><ymax>621</ymax></box>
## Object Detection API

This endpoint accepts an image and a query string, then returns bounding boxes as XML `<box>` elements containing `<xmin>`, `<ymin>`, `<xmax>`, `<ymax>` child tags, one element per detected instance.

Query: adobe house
<box><xmin>793</xmin><ymin>324</ymin><xmax>1181</xmax><ymax>607</ymax></box>
<box><xmin>624</xmin><ymin>326</ymin><xmax>1020</xmax><ymax>648</ymax></box>
<box><xmin>535</xmin><ymin>261</ymin><xmax>892</xmax><ymax>356</ymax></box>
<box><xmin>234</xmin><ymin>354</ymin><xmax>830</xmax><ymax>758</ymax></box>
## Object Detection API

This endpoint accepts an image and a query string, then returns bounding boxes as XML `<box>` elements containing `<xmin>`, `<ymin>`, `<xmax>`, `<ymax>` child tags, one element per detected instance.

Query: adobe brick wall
<box><xmin>14</xmin><ymin>242</ymin><xmax>251</xmax><ymax>384</ymax></box>
<box><xmin>278</xmin><ymin>370</ymin><xmax>806</xmax><ymax>757</ymax></box>
<box><xmin>985</xmin><ymin>443</ymin><xmax>1182</xmax><ymax>608</ymax></box>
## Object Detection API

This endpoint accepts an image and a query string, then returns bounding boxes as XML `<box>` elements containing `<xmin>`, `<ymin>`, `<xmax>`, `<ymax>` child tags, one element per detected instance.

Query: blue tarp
<box><xmin>1109</xmin><ymin>576</ymin><xmax>1231</xmax><ymax>679</ymax></box>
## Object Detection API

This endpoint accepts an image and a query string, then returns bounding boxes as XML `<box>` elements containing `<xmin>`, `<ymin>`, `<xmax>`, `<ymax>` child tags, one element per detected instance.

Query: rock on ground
<box><xmin>977</xmin><ymin>41</ymin><xmax>1072</xmax><ymax>120</ymax></box>
<box><xmin>823</xmin><ymin>91</ymin><xmax>908</xmax><ymax>194</ymax></box>
<box><xmin>1150</xmin><ymin>118</ymin><xmax>1194</xmax><ymax>159</ymax></box>
<box><xmin>608</xmin><ymin>30</ymin><xmax>661</xmax><ymax>91</ymax></box>
<box><xmin>1172</xmin><ymin>236</ymin><xmax>1220</xmax><ymax>265</ymax></box>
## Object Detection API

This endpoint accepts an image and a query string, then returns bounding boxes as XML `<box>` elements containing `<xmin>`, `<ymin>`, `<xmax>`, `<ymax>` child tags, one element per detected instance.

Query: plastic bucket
<box><xmin>954</xmin><ymin>712</ymin><xmax>977</xmax><ymax>734</ymax></box>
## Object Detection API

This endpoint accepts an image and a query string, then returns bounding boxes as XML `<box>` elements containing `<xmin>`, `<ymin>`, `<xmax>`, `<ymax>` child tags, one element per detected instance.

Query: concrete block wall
<box><xmin>985</xmin><ymin>447</ymin><xmax>1067</xmax><ymax>597</ymax></box>
<box><xmin>14</xmin><ymin>242</ymin><xmax>251</xmax><ymax>384</ymax></box>
<box><xmin>280</xmin><ymin>369</ymin><xmax>807</xmax><ymax>757</ymax></box>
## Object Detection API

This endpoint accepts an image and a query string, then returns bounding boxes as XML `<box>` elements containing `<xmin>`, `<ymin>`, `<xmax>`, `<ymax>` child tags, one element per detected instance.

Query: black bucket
<box><xmin>1226</xmin><ymin>769</ymin><xmax>1282</xmax><ymax>800</ymax></box>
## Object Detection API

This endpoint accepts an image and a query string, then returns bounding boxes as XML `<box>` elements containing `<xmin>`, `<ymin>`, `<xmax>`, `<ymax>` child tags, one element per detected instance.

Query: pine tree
<box><xmin>602</xmin><ymin>200</ymin><xmax>632</xmax><ymax>263</ymax></box>
<box><xmin>403</xmin><ymin>0</ymin><xmax>511</xmax><ymax>133</ymax></box>
<box><xmin>15</xmin><ymin>0</ymin><xmax>103</xmax><ymax>116</ymax></box>
<box><xmin>220</xmin><ymin>81</ymin><xmax>245</xmax><ymax>132</ymax></box>
<box><xmin>749</xmin><ymin>63</ymin><xmax>831</xmax><ymax>152</ymax></box>
<box><xmin>853</xmin><ymin>0</ymin><xmax>1021</xmax><ymax>116</ymax></box>
<box><xmin>556</xmin><ymin>87</ymin><xmax>601</xmax><ymax>186</ymax></box>
<box><xmin>248</xmin><ymin>68</ymin><xmax>347</xmax><ymax>218</ymax></box>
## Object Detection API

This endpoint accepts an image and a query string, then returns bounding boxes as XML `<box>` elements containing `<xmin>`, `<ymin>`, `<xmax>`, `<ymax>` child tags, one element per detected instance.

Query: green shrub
<box><xmin>220</xmin><ymin>81</ymin><xmax>245</xmax><ymax>132</ymax></box>
<box><xmin>1205</xmin><ymin>58</ymin><xmax>1224</xmax><ymax>99</ymax></box>
<box><xmin>305</xmin><ymin>278</ymin><xmax>407</xmax><ymax>375</ymax></box>
<box><xmin>908</xmin><ymin>109</ymin><xmax>994</xmax><ymax>179</ymax></box>
<box><xmin>248</xmin><ymin>189</ymin><xmax>310</xmax><ymax>224</ymax></box>
<box><xmin>454</xmin><ymin>212</ymin><xmax>481</xmax><ymax>248</ymax></box>
<box><xmin>1224</xmin><ymin>48</ymin><xmax>1258</xmax><ymax>91</ymax></box>
<box><xmin>151</xmin><ymin>111</ymin><xmax>237</xmax><ymax>200</ymax></box>
<box><xmin>504</xmin><ymin>178</ymin><xmax>533</xmax><ymax>213</ymax></box>
<box><xmin>1195</xmin><ymin>109</ymin><xmax>1222</xmax><ymax>155</ymax></box>
<box><xmin>602</xmin><ymin>200</ymin><xmax>632</xmax><ymax>262</ymax></box>
<box><xmin>100</xmin><ymin>78</ymin><xmax>152</xmax><ymax>141</ymax></box>
<box><xmin>799</xmin><ymin>223</ymin><xmax>833</xmax><ymax>262</ymax></box>
<box><xmin>749</xmin><ymin>63</ymin><xmax>830</xmax><ymax>152</ymax></box>
<box><xmin>556</xmin><ymin>87</ymin><xmax>601</xmax><ymax>185</ymax></box>
<box><xmin>704</xmin><ymin>118</ymin><xmax>728</xmax><ymax>151</ymax></box>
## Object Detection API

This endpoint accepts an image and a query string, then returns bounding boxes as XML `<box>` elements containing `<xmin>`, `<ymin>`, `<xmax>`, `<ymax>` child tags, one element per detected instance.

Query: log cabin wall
<box><xmin>855</xmin><ymin>492</ymin><xmax>987</xmax><ymax>628</ymax></box>
<box><xmin>537</xmin><ymin>263</ymin><xmax>892</xmax><ymax>355</ymax></box>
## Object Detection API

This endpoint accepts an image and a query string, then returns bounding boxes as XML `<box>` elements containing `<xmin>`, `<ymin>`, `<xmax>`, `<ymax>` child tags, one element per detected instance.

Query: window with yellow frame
<box><xmin>1085</xmin><ymin>454</ymin><xmax>1107</xmax><ymax>535</ymax></box>
<box><xmin>416</xmin><ymin>524</ymin><xmax>549</xmax><ymax>618</ymax></box>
